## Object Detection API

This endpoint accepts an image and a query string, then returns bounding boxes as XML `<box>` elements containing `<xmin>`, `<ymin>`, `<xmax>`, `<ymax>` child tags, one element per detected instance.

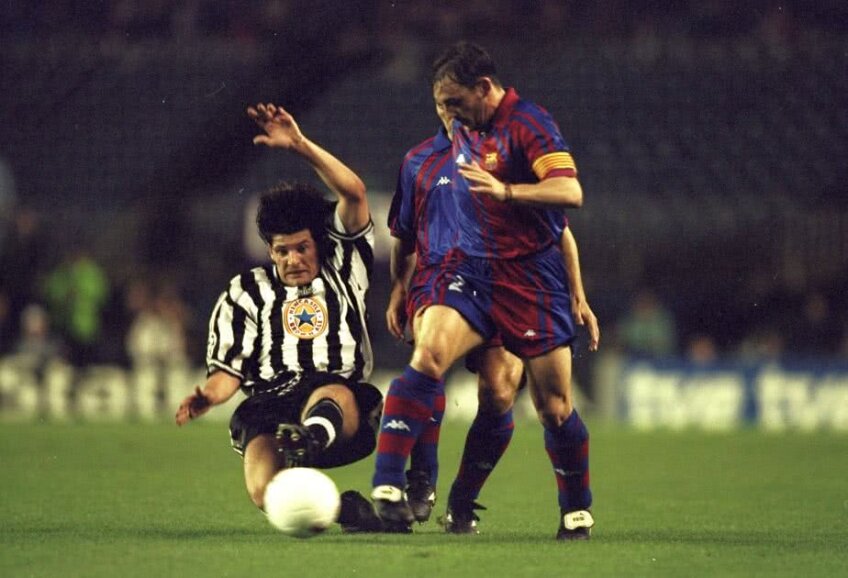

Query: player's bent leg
<box><xmin>243</xmin><ymin>434</ymin><xmax>286</xmax><ymax>509</ymax></box>
<box><xmin>371</xmin><ymin>366</ymin><xmax>441</xmax><ymax>533</ymax></box>
<box><xmin>277</xmin><ymin>383</ymin><xmax>361</xmax><ymax>468</ymax></box>
<box><xmin>302</xmin><ymin>384</ymin><xmax>361</xmax><ymax>441</ymax></box>
<box><xmin>525</xmin><ymin>346</ymin><xmax>575</xmax><ymax>428</ymax></box>
<box><xmin>371</xmin><ymin>306</ymin><xmax>483</xmax><ymax>532</ymax></box>
<box><xmin>405</xmin><ymin>388</ymin><xmax>444</xmax><ymax>523</ymax></box>
<box><xmin>445</xmin><ymin>346</ymin><xmax>521</xmax><ymax>534</ymax></box>
<box><xmin>410</xmin><ymin>305</ymin><xmax>485</xmax><ymax>377</ymax></box>
<box><xmin>476</xmin><ymin>346</ymin><xmax>523</xmax><ymax>414</ymax></box>
<box><xmin>525</xmin><ymin>347</ymin><xmax>594</xmax><ymax>540</ymax></box>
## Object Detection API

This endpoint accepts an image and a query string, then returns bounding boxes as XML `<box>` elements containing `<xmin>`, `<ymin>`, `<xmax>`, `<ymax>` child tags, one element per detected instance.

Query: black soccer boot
<box><xmin>338</xmin><ymin>490</ymin><xmax>385</xmax><ymax>533</ymax></box>
<box><xmin>441</xmin><ymin>501</ymin><xmax>487</xmax><ymax>534</ymax></box>
<box><xmin>555</xmin><ymin>509</ymin><xmax>594</xmax><ymax>541</ymax></box>
<box><xmin>371</xmin><ymin>485</ymin><xmax>414</xmax><ymax>533</ymax></box>
<box><xmin>275</xmin><ymin>423</ymin><xmax>320</xmax><ymax>467</ymax></box>
<box><xmin>404</xmin><ymin>470</ymin><xmax>436</xmax><ymax>523</ymax></box>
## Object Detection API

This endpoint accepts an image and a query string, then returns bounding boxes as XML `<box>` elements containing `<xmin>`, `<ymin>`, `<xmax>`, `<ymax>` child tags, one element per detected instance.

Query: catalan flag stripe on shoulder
<box><xmin>532</xmin><ymin>152</ymin><xmax>577</xmax><ymax>179</ymax></box>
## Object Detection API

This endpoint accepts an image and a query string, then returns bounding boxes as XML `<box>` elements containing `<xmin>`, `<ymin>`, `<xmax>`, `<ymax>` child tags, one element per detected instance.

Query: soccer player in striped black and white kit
<box><xmin>371</xmin><ymin>42</ymin><xmax>596</xmax><ymax>540</ymax></box>
<box><xmin>175</xmin><ymin>103</ymin><xmax>382</xmax><ymax>525</ymax></box>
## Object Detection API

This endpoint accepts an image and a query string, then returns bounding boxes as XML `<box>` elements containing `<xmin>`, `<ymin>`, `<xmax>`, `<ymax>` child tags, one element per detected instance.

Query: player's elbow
<box><xmin>349</xmin><ymin>178</ymin><xmax>367</xmax><ymax>202</ymax></box>
<box><xmin>550</xmin><ymin>177</ymin><xmax>582</xmax><ymax>208</ymax></box>
<box><xmin>568</xmin><ymin>180</ymin><xmax>584</xmax><ymax>208</ymax></box>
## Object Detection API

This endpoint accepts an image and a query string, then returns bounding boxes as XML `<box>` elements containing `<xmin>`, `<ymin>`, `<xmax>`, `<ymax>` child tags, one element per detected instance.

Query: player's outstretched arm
<box><xmin>561</xmin><ymin>227</ymin><xmax>599</xmax><ymax>351</ymax></box>
<box><xmin>458</xmin><ymin>161</ymin><xmax>583</xmax><ymax>208</ymax></box>
<box><xmin>175</xmin><ymin>371</ymin><xmax>241</xmax><ymax>426</ymax></box>
<box><xmin>247</xmin><ymin>102</ymin><xmax>368</xmax><ymax>233</ymax></box>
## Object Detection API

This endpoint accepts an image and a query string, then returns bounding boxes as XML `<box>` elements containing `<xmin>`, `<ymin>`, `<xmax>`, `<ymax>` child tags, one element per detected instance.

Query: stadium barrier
<box><xmin>2</xmin><ymin>354</ymin><xmax>847</xmax><ymax>431</ymax></box>
<box><xmin>611</xmin><ymin>358</ymin><xmax>848</xmax><ymax>431</ymax></box>
<box><xmin>0</xmin><ymin>357</ymin><xmax>538</xmax><ymax>423</ymax></box>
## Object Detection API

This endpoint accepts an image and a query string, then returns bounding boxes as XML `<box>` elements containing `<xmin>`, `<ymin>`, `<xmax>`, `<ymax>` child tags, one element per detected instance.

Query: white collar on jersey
<box><xmin>294</xmin><ymin>276</ymin><xmax>325</xmax><ymax>298</ymax></box>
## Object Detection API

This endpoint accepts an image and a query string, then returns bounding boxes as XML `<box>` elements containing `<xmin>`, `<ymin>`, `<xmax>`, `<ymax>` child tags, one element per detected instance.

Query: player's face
<box><xmin>435</xmin><ymin>101</ymin><xmax>454</xmax><ymax>139</ymax></box>
<box><xmin>269</xmin><ymin>229</ymin><xmax>320</xmax><ymax>287</ymax></box>
<box><xmin>433</xmin><ymin>77</ymin><xmax>488</xmax><ymax>131</ymax></box>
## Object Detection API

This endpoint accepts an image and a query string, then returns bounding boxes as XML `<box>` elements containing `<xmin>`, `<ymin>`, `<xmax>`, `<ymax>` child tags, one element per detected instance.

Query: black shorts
<box><xmin>229</xmin><ymin>372</ymin><xmax>383</xmax><ymax>469</ymax></box>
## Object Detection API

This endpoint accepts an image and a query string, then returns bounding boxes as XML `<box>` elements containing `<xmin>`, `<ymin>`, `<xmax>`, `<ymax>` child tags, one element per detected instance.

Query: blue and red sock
<box><xmin>448</xmin><ymin>408</ymin><xmax>514</xmax><ymax>507</ymax></box>
<box><xmin>544</xmin><ymin>409</ymin><xmax>592</xmax><ymax>512</ymax></box>
<box><xmin>409</xmin><ymin>390</ymin><xmax>446</xmax><ymax>487</ymax></box>
<box><xmin>372</xmin><ymin>366</ymin><xmax>444</xmax><ymax>489</ymax></box>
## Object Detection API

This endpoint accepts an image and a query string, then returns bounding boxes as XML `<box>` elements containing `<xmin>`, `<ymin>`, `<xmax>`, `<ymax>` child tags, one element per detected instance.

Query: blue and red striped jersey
<box><xmin>389</xmin><ymin>89</ymin><xmax>573</xmax><ymax>262</ymax></box>
<box><xmin>449</xmin><ymin>88</ymin><xmax>575</xmax><ymax>258</ymax></box>
<box><xmin>388</xmin><ymin>127</ymin><xmax>458</xmax><ymax>266</ymax></box>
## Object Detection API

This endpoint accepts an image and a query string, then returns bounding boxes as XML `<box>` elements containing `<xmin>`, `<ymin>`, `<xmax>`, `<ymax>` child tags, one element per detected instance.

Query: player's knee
<box><xmin>478</xmin><ymin>383</ymin><xmax>516</xmax><ymax>414</ymax></box>
<box><xmin>536</xmin><ymin>400</ymin><xmax>574</xmax><ymax>430</ymax></box>
<box><xmin>411</xmin><ymin>343</ymin><xmax>450</xmax><ymax>378</ymax></box>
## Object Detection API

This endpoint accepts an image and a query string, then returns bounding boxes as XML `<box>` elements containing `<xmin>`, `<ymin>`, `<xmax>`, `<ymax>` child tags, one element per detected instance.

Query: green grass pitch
<box><xmin>2</xmin><ymin>419</ymin><xmax>846</xmax><ymax>577</ymax></box>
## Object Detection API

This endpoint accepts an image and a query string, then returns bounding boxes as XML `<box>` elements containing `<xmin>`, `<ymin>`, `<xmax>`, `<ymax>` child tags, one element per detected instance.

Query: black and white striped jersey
<box><xmin>206</xmin><ymin>212</ymin><xmax>374</xmax><ymax>395</ymax></box>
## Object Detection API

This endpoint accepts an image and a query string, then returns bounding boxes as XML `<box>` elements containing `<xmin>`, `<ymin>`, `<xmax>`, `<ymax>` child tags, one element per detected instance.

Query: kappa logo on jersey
<box><xmin>436</xmin><ymin>176</ymin><xmax>451</xmax><ymax>186</ymax></box>
<box><xmin>524</xmin><ymin>329</ymin><xmax>537</xmax><ymax>337</ymax></box>
<box><xmin>383</xmin><ymin>419</ymin><xmax>411</xmax><ymax>431</ymax></box>
<box><xmin>484</xmin><ymin>152</ymin><xmax>498</xmax><ymax>170</ymax></box>
<box><xmin>283</xmin><ymin>297</ymin><xmax>328</xmax><ymax>340</ymax></box>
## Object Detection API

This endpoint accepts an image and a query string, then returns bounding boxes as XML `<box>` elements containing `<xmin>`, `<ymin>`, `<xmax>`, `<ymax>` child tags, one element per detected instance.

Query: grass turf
<box><xmin>1</xmin><ymin>420</ymin><xmax>846</xmax><ymax>577</ymax></box>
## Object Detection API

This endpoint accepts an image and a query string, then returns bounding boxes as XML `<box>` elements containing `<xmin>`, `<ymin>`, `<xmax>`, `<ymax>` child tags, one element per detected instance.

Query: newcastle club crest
<box><xmin>284</xmin><ymin>297</ymin><xmax>328</xmax><ymax>340</ymax></box>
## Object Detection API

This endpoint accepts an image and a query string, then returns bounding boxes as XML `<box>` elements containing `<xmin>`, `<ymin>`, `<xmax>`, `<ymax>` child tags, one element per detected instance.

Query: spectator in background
<box><xmin>617</xmin><ymin>288</ymin><xmax>677</xmax><ymax>358</ymax></box>
<box><xmin>686</xmin><ymin>333</ymin><xmax>718</xmax><ymax>365</ymax></box>
<box><xmin>126</xmin><ymin>280</ymin><xmax>189</xmax><ymax>368</ymax></box>
<box><xmin>839</xmin><ymin>327</ymin><xmax>848</xmax><ymax>360</ymax></box>
<box><xmin>0</xmin><ymin>156</ymin><xmax>17</xmax><ymax>241</ymax></box>
<box><xmin>737</xmin><ymin>326</ymin><xmax>785</xmax><ymax>361</ymax></box>
<box><xmin>14</xmin><ymin>303</ymin><xmax>63</xmax><ymax>369</ymax></box>
<box><xmin>787</xmin><ymin>292</ymin><xmax>841</xmax><ymax>358</ymax></box>
<box><xmin>42</xmin><ymin>248</ymin><xmax>110</xmax><ymax>365</ymax></box>
<box><xmin>0</xmin><ymin>207</ymin><xmax>47</xmax><ymax>343</ymax></box>
<box><xmin>0</xmin><ymin>291</ymin><xmax>12</xmax><ymax>354</ymax></box>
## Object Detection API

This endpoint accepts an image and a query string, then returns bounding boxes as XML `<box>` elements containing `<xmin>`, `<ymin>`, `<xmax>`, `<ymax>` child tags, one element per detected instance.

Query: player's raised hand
<box><xmin>175</xmin><ymin>386</ymin><xmax>211</xmax><ymax>426</ymax></box>
<box><xmin>247</xmin><ymin>103</ymin><xmax>305</xmax><ymax>150</ymax></box>
<box><xmin>572</xmin><ymin>296</ymin><xmax>600</xmax><ymax>351</ymax></box>
<box><xmin>457</xmin><ymin>160</ymin><xmax>510</xmax><ymax>202</ymax></box>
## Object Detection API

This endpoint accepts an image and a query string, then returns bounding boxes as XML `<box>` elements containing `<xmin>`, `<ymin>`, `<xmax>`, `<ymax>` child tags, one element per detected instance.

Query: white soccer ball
<box><xmin>263</xmin><ymin>467</ymin><xmax>341</xmax><ymax>538</ymax></box>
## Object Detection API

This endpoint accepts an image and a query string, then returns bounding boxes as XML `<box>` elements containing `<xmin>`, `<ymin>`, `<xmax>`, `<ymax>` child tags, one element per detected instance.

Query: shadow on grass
<box><xmin>315</xmin><ymin>527</ymin><xmax>846</xmax><ymax>551</ymax></box>
<box><xmin>3</xmin><ymin>524</ymin><xmax>271</xmax><ymax>541</ymax></box>
<box><xmin>475</xmin><ymin>527</ymin><xmax>846</xmax><ymax>550</ymax></box>
<box><xmin>7</xmin><ymin>524</ymin><xmax>845</xmax><ymax>551</ymax></box>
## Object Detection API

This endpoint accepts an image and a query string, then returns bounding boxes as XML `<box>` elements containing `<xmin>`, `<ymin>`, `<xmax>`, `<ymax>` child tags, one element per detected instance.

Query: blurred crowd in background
<box><xmin>1</xmin><ymin>1</ymin><xmax>847</xmax><ymax>401</ymax></box>
<box><xmin>3</xmin><ymin>0</ymin><xmax>845</xmax><ymax>42</ymax></box>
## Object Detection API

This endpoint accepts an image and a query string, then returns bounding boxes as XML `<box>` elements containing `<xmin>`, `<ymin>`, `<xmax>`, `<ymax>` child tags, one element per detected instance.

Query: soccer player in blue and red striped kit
<box><xmin>371</xmin><ymin>41</ymin><xmax>596</xmax><ymax>540</ymax></box>
<box><xmin>385</xmin><ymin>95</ymin><xmax>600</xmax><ymax>534</ymax></box>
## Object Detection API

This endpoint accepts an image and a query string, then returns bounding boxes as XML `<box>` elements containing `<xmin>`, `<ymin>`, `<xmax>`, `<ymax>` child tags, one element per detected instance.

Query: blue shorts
<box><xmin>407</xmin><ymin>246</ymin><xmax>576</xmax><ymax>358</ymax></box>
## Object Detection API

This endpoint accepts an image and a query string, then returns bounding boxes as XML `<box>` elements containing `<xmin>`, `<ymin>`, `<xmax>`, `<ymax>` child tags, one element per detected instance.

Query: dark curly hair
<box><xmin>430</xmin><ymin>41</ymin><xmax>501</xmax><ymax>89</ymax></box>
<box><xmin>256</xmin><ymin>182</ymin><xmax>335</xmax><ymax>258</ymax></box>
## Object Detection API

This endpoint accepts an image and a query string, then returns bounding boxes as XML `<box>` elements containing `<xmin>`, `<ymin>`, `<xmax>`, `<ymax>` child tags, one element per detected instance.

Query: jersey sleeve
<box><xmin>515</xmin><ymin>104</ymin><xmax>578</xmax><ymax>180</ymax></box>
<box><xmin>205</xmin><ymin>278</ymin><xmax>259</xmax><ymax>379</ymax></box>
<box><xmin>327</xmin><ymin>209</ymin><xmax>375</xmax><ymax>291</ymax></box>
<box><xmin>388</xmin><ymin>159</ymin><xmax>416</xmax><ymax>242</ymax></box>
